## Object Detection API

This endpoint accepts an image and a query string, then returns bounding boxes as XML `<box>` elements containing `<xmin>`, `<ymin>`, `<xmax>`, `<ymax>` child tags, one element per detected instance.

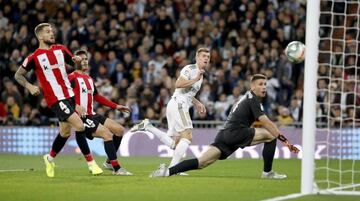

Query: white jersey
<box><xmin>172</xmin><ymin>64</ymin><xmax>203</xmax><ymax>106</ymax></box>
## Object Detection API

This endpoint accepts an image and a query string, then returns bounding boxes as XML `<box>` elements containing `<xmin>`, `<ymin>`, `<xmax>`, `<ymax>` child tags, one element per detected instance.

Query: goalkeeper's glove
<box><xmin>277</xmin><ymin>134</ymin><xmax>300</xmax><ymax>154</ymax></box>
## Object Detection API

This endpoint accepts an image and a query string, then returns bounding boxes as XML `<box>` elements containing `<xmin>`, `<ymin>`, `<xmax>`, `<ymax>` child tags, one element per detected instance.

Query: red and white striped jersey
<box><xmin>21</xmin><ymin>44</ymin><xmax>75</xmax><ymax>107</ymax></box>
<box><xmin>68</xmin><ymin>71</ymin><xmax>118</xmax><ymax>116</ymax></box>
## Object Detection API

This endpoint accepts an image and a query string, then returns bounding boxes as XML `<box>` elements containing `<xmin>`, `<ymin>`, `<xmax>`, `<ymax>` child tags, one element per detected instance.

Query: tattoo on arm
<box><xmin>14</xmin><ymin>67</ymin><xmax>30</xmax><ymax>88</ymax></box>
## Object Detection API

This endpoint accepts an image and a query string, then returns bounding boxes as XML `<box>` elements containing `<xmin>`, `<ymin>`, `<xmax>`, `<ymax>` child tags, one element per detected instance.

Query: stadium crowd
<box><xmin>0</xmin><ymin>0</ymin><xmax>358</xmax><ymax>127</ymax></box>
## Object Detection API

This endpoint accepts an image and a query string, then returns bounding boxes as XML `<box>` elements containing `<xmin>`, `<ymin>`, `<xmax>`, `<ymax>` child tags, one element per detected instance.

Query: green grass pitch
<box><xmin>0</xmin><ymin>154</ymin><xmax>358</xmax><ymax>201</ymax></box>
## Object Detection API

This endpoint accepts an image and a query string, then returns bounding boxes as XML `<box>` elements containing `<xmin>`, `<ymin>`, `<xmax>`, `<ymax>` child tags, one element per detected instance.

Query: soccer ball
<box><xmin>284</xmin><ymin>41</ymin><xmax>305</xmax><ymax>63</ymax></box>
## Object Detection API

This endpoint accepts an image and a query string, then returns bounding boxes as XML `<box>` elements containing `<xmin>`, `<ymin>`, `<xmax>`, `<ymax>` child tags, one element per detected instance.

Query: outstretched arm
<box><xmin>94</xmin><ymin>94</ymin><xmax>131</xmax><ymax>113</ymax></box>
<box><xmin>14</xmin><ymin>67</ymin><xmax>40</xmax><ymax>96</ymax></box>
<box><xmin>259</xmin><ymin>115</ymin><xmax>299</xmax><ymax>153</ymax></box>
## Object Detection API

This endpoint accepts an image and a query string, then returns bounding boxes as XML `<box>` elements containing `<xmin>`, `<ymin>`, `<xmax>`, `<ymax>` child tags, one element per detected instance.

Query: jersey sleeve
<box><xmin>21</xmin><ymin>55</ymin><xmax>36</xmax><ymax>71</ymax></box>
<box><xmin>179</xmin><ymin>66</ymin><xmax>191</xmax><ymax>80</ymax></box>
<box><xmin>93</xmin><ymin>93</ymin><xmax>117</xmax><ymax>109</ymax></box>
<box><xmin>249</xmin><ymin>98</ymin><xmax>265</xmax><ymax>119</ymax></box>
<box><xmin>92</xmin><ymin>82</ymin><xmax>117</xmax><ymax>109</ymax></box>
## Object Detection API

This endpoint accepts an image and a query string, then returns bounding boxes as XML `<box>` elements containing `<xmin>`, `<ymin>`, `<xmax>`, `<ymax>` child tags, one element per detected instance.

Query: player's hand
<box><xmin>27</xmin><ymin>84</ymin><xmax>40</xmax><ymax>96</ymax></box>
<box><xmin>75</xmin><ymin>105</ymin><xmax>87</xmax><ymax>117</ymax></box>
<box><xmin>195</xmin><ymin>102</ymin><xmax>206</xmax><ymax>117</ymax></box>
<box><xmin>196</xmin><ymin>69</ymin><xmax>205</xmax><ymax>81</ymax></box>
<box><xmin>116</xmin><ymin>105</ymin><xmax>131</xmax><ymax>113</ymax></box>
<box><xmin>72</xmin><ymin>55</ymin><xmax>83</xmax><ymax>63</ymax></box>
<box><xmin>282</xmin><ymin>141</ymin><xmax>300</xmax><ymax>154</ymax></box>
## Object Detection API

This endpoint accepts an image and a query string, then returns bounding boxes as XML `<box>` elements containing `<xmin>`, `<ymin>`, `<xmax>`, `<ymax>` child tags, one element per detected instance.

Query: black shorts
<box><xmin>211</xmin><ymin>127</ymin><xmax>255</xmax><ymax>160</ymax></box>
<box><xmin>50</xmin><ymin>97</ymin><xmax>76</xmax><ymax>122</ymax></box>
<box><xmin>82</xmin><ymin>114</ymin><xmax>107</xmax><ymax>140</ymax></box>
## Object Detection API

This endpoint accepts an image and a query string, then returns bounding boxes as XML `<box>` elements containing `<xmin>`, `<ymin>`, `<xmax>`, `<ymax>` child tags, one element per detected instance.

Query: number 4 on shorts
<box><xmin>59</xmin><ymin>101</ymin><xmax>70</xmax><ymax>114</ymax></box>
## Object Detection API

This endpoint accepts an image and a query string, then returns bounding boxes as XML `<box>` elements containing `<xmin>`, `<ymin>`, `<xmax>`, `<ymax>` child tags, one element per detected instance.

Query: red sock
<box><xmin>84</xmin><ymin>154</ymin><xmax>94</xmax><ymax>162</ymax></box>
<box><xmin>49</xmin><ymin>149</ymin><xmax>57</xmax><ymax>158</ymax></box>
<box><xmin>110</xmin><ymin>160</ymin><xmax>121</xmax><ymax>171</ymax></box>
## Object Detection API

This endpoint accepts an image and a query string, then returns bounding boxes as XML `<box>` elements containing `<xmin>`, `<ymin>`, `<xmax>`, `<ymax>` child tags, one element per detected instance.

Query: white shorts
<box><xmin>166</xmin><ymin>98</ymin><xmax>193</xmax><ymax>137</ymax></box>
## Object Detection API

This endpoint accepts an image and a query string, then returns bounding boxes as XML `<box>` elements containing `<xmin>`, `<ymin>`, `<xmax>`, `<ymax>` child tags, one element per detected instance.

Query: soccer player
<box><xmin>131</xmin><ymin>48</ymin><xmax>210</xmax><ymax>171</ymax></box>
<box><xmin>68</xmin><ymin>49</ymin><xmax>132</xmax><ymax>175</ymax></box>
<box><xmin>149</xmin><ymin>74</ymin><xmax>300</xmax><ymax>178</ymax></box>
<box><xmin>13</xmin><ymin>23</ymin><xmax>103</xmax><ymax>177</ymax></box>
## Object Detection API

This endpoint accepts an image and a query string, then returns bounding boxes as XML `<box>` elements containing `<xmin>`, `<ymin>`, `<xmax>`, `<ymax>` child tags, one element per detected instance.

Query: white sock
<box><xmin>87</xmin><ymin>160</ymin><xmax>95</xmax><ymax>166</ymax></box>
<box><xmin>147</xmin><ymin>125</ymin><xmax>175</xmax><ymax>149</ymax></box>
<box><xmin>169</xmin><ymin>138</ymin><xmax>191</xmax><ymax>167</ymax></box>
<box><xmin>47</xmin><ymin>155</ymin><xmax>54</xmax><ymax>162</ymax></box>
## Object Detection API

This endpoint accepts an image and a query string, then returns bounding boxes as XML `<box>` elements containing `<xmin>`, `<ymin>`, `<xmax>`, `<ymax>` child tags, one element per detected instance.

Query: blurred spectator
<box><xmin>277</xmin><ymin>106</ymin><xmax>294</xmax><ymax>127</ymax></box>
<box><xmin>214</xmin><ymin>93</ymin><xmax>231</xmax><ymax>120</ymax></box>
<box><xmin>289</xmin><ymin>98</ymin><xmax>302</xmax><ymax>122</ymax></box>
<box><xmin>265</xmin><ymin>68</ymin><xmax>280</xmax><ymax>114</ymax></box>
<box><xmin>1</xmin><ymin>77</ymin><xmax>23</xmax><ymax>107</ymax></box>
<box><xmin>330</xmin><ymin>106</ymin><xmax>342</xmax><ymax>127</ymax></box>
<box><xmin>106</xmin><ymin>50</ymin><xmax>120</xmax><ymax>76</ymax></box>
<box><xmin>0</xmin><ymin>100</ymin><xmax>6</xmax><ymax>124</ymax></box>
<box><xmin>5</xmin><ymin>96</ymin><xmax>20</xmax><ymax>122</ymax></box>
<box><xmin>20</xmin><ymin>103</ymin><xmax>41</xmax><ymax>125</ymax></box>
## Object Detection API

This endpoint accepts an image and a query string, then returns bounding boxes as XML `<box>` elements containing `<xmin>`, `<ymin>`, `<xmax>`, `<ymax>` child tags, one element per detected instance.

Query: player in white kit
<box><xmin>131</xmin><ymin>48</ymin><xmax>210</xmax><ymax>170</ymax></box>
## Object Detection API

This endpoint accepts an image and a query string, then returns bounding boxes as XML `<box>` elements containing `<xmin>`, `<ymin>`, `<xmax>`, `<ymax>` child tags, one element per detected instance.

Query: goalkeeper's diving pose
<box><xmin>150</xmin><ymin>74</ymin><xmax>299</xmax><ymax>178</ymax></box>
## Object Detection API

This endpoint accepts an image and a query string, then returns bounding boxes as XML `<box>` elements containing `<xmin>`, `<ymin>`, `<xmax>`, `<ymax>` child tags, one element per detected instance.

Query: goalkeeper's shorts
<box><xmin>211</xmin><ymin>127</ymin><xmax>255</xmax><ymax>160</ymax></box>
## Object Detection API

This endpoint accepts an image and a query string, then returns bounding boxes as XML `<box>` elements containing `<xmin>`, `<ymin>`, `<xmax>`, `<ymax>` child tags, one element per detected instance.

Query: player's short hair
<box><xmin>74</xmin><ymin>49</ymin><xmax>88</xmax><ymax>56</ymax></box>
<box><xmin>250</xmin><ymin>74</ymin><xmax>267</xmax><ymax>83</ymax></box>
<box><xmin>34</xmin><ymin>23</ymin><xmax>51</xmax><ymax>38</ymax></box>
<box><xmin>74</xmin><ymin>49</ymin><xmax>88</xmax><ymax>70</ymax></box>
<box><xmin>196</xmin><ymin>47</ymin><xmax>210</xmax><ymax>57</ymax></box>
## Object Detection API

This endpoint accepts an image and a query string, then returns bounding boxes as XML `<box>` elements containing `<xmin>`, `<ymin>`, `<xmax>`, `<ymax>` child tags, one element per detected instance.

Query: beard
<box><xmin>44</xmin><ymin>38</ymin><xmax>55</xmax><ymax>46</ymax></box>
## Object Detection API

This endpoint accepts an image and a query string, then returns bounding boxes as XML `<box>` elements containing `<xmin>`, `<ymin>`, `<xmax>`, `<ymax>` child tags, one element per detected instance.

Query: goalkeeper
<box><xmin>150</xmin><ymin>74</ymin><xmax>299</xmax><ymax>178</ymax></box>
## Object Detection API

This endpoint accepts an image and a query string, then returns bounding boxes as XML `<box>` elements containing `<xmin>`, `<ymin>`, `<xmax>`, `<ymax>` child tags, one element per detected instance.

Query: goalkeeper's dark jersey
<box><xmin>222</xmin><ymin>90</ymin><xmax>265</xmax><ymax>131</ymax></box>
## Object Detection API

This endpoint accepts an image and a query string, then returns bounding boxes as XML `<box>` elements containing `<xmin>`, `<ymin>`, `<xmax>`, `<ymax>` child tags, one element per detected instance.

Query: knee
<box><xmin>102</xmin><ymin>132</ymin><xmax>113</xmax><ymax>141</ymax></box>
<box><xmin>267</xmin><ymin>135</ymin><xmax>276</xmax><ymax>142</ymax></box>
<box><xmin>60</xmin><ymin>129</ymin><xmax>71</xmax><ymax>137</ymax></box>
<box><xmin>198</xmin><ymin>159</ymin><xmax>212</xmax><ymax>169</ymax></box>
<box><xmin>180</xmin><ymin>130</ymin><xmax>193</xmax><ymax>142</ymax></box>
<box><xmin>74</xmin><ymin>123</ymin><xmax>85</xmax><ymax>132</ymax></box>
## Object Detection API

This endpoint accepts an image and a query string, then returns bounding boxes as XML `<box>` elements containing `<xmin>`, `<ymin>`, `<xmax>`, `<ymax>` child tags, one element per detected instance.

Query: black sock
<box><xmin>263</xmin><ymin>139</ymin><xmax>277</xmax><ymax>172</ymax></box>
<box><xmin>113</xmin><ymin>135</ymin><xmax>122</xmax><ymax>151</ymax></box>
<box><xmin>107</xmin><ymin>135</ymin><xmax>122</xmax><ymax>163</ymax></box>
<box><xmin>169</xmin><ymin>158</ymin><xmax>199</xmax><ymax>176</ymax></box>
<box><xmin>104</xmin><ymin>140</ymin><xmax>120</xmax><ymax>171</ymax></box>
<box><xmin>51</xmin><ymin>133</ymin><xmax>69</xmax><ymax>154</ymax></box>
<box><xmin>75</xmin><ymin>131</ymin><xmax>90</xmax><ymax>156</ymax></box>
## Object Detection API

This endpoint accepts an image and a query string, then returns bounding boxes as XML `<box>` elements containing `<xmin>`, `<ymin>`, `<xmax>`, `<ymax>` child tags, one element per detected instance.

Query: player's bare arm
<box><xmin>258</xmin><ymin>115</ymin><xmax>281</xmax><ymax>137</ymax></box>
<box><xmin>175</xmin><ymin>70</ymin><xmax>204</xmax><ymax>88</ymax></box>
<box><xmin>192</xmin><ymin>97</ymin><xmax>206</xmax><ymax>115</ymax></box>
<box><xmin>116</xmin><ymin>105</ymin><xmax>131</xmax><ymax>113</ymax></box>
<box><xmin>14</xmin><ymin>67</ymin><xmax>40</xmax><ymax>96</ymax></box>
<box><xmin>258</xmin><ymin>114</ymin><xmax>299</xmax><ymax>153</ymax></box>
